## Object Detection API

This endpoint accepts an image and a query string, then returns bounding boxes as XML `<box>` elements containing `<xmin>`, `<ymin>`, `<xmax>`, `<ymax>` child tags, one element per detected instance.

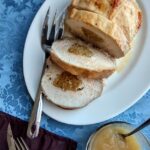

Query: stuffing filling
<box><xmin>82</xmin><ymin>27</ymin><xmax>104</xmax><ymax>43</ymax></box>
<box><xmin>68</xmin><ymin>43</ymin><xmax>93</xmax><ymax>57</ymax></box>
<box><xmin>53</xmin><ymin>72</ymin><xmax>82</xmax><ymax>91</ymax></box>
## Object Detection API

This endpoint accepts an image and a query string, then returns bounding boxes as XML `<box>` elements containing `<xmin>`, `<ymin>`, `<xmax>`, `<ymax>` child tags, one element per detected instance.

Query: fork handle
<box><xmin>27</xmin><ymin>87</ymin><xmax>43</xmax><ymax>139</ymax></box>
<box><xmin>27</xmin><ymin>57</ymin><xmax>46</xmax><ymax>139</ymax></box>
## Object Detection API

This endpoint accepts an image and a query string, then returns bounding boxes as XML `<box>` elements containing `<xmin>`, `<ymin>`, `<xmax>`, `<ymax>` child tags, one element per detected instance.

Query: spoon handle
<box><xmin>125</xmin><ymin>118</ymin><xmax>150</xmax><ymax>137</ymax></box>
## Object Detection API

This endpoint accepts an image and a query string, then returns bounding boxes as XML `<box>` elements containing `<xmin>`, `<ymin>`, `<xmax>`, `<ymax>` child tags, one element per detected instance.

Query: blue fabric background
<box><xmin>0</xmin><ymin>0</ymin><xmax>150</xmax><ymax>149</ymax></box>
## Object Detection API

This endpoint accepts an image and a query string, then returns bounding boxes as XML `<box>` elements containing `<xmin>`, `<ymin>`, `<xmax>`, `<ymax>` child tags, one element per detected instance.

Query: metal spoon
<box><xmin>121</xmin><ymin>118</ymin><xmax>150</xmax><ymax>138</ymax></box>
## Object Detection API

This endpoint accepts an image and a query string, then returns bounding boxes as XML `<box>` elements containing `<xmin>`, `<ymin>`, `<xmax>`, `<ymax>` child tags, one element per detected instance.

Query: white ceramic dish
<box><xmin>23</xmin><ymin>0</ymin><xmax>150</xmax><ymax>125</ymax></box>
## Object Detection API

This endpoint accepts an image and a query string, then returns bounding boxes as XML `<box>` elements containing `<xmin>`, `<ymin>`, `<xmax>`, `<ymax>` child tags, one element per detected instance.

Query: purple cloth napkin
<box><xmin>0</xmin><ymin>111</ymin><xmax>77</xmax><ymax>150</ymax></box>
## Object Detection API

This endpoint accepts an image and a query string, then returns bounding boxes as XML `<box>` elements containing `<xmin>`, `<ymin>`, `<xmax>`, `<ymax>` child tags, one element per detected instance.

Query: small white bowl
<box><xmin>86</xmin><ymin>122</ymin><xmax>150</xmax><ymax>150</ymax></box>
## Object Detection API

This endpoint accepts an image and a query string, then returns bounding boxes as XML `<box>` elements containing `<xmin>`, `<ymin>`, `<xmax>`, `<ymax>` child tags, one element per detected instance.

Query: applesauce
<box><xmin>87</xmin><ymin>123</ymin><xmax>150</xmax><ymax>150</ymax></box>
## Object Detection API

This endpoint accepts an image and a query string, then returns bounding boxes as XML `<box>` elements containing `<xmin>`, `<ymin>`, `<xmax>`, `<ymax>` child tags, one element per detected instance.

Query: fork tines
<box><xmin>15</xmin><ymin>137</ymin><xmax>29</xmax><ymax>150</ymax></box>
<box><xmin>48</xmin><ymin>10</ymin><xmax>57</xmax><ymax>45</ymax></box>
<box><xmin>41</xmin><ymin>7</ymin><xmax>50</xmax><ymax>48</ymax></box>
<box><xmin>41</xmin><ymin>7</ymin><xmax>66</xmax><ymax>51</ymax></box>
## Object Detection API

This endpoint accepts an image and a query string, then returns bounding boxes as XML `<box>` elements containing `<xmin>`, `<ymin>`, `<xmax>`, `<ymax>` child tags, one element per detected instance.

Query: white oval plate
<box><xmin>23</xmin><ymin>0</ymin><xmax>150</xmax><ymax>125</ymax></box>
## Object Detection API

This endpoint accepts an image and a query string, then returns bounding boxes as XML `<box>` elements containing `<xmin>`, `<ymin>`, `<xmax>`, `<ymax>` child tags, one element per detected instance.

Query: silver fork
<box><xmin>14</xmin><ymin>137</ymin><xmax>29</xmax><ymax>150</ymax></box>
<box><xmin>27</xmin><ymin>7</ymin><xmax>65</xmax><ymax>139</ymax></box>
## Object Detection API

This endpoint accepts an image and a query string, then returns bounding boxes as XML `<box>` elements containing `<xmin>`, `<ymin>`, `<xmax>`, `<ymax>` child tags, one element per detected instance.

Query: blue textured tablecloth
<box><xmin>0</xmin><ymin>0</ymin><xmax>150</xmax><ymax>149</ymax></box>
